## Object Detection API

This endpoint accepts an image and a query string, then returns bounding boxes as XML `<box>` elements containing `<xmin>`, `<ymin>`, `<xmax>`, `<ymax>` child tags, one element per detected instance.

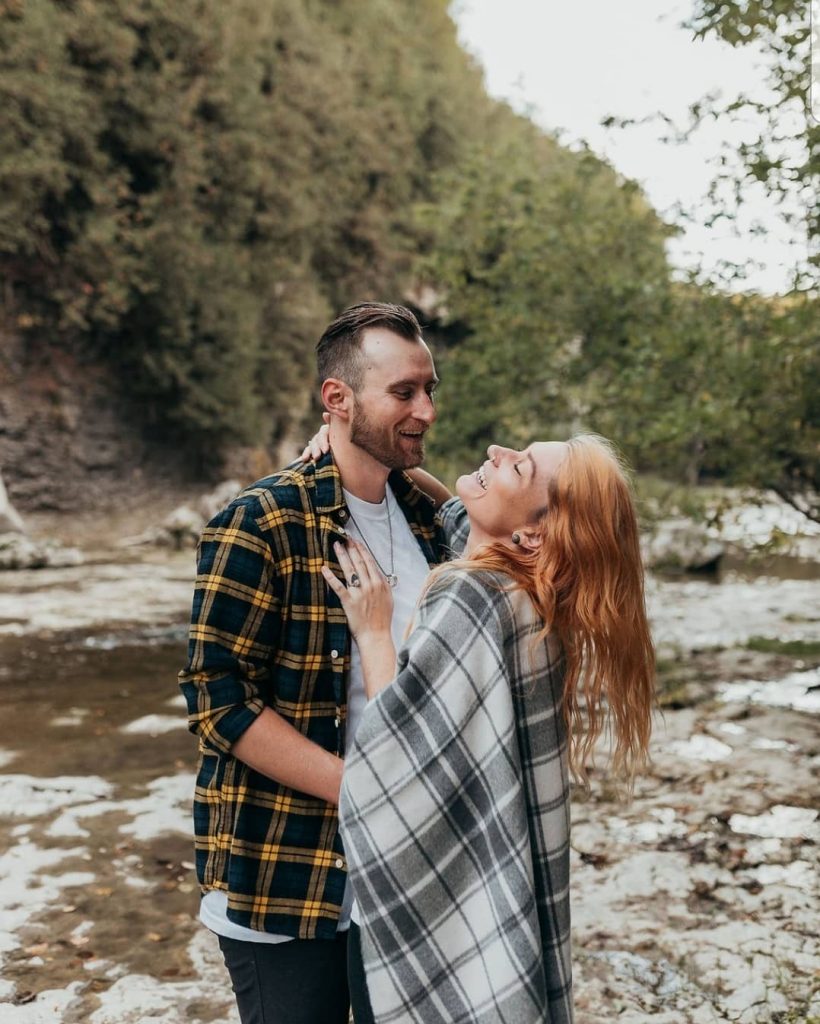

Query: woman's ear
<box><xmin>320</xmin><ymin>378</ymin><xmax>352</xmax><ymax>420</ymax></box>
<box><xmin>516</xmin><ymin>527</ymin><xmax>542</xmax><ymax>552</ymax></box>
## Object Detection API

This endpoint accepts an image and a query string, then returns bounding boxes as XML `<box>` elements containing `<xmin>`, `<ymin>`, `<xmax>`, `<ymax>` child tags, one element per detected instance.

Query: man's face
<box><xmin>349</xmin><ymin>328</ymin><xmax>438</xmax><ymax>470</ymax></box>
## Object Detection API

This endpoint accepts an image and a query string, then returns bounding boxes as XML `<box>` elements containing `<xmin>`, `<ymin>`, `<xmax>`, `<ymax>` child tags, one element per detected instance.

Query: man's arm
<box><xmin>405</xmin><ymin>467</ymin><xmax>453</xmax><ymax>509</ymax></box>
<box><xmin>232</xmin><ymin>710</ymin><xmax>343</xmax><ymax>805</ymax></box>
<box><xmin>180</xmin><ymin>502</ymin><xmax>343</xmax><ymax>805</ymax></box>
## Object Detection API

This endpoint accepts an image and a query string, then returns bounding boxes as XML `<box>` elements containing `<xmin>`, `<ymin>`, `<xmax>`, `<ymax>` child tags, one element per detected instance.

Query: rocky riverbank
<box><xmin>0</xmin><ymin>498</ymin><xmax>817</xmax><ymax>1023</ymax></box>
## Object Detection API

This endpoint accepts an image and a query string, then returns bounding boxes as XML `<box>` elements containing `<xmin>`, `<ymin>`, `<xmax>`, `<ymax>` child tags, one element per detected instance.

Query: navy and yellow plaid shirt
<box><xmin>179</xmin><ymin>452</ymin><xmax>448</xmax><ymax>939</ymax></box>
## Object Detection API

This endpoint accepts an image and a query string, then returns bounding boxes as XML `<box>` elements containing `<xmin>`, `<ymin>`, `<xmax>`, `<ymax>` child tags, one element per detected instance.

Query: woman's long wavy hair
<box><xmin>442</xmin><ymin>434</ymin><xmax>655</xmax><ymax>785</ymax></box>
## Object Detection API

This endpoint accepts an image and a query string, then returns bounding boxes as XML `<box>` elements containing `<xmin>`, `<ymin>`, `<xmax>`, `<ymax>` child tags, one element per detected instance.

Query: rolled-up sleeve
<box><xmin>178</xmin><ymin>502</ymin><xmax>281</xmax><ymax>754</ymax></box>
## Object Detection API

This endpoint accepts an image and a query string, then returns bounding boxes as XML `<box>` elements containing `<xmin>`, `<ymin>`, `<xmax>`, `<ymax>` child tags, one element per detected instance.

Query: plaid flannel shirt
<box><xmin>179</xmin><ymin>452</ymin><xmax>448</xmax><ymax>939</ymax></box>
<box><xmin>339</xmin><ymin>566</ymin><xmax>573</xmax><ymax>1023</ymax></box>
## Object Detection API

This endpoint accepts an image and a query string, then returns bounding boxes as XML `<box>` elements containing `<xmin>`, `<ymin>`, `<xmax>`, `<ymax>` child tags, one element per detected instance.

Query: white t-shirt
<box><xmin>200</xmin><ymin>484</ymin><xmax>431</xmax><ymax>942</ymax></box>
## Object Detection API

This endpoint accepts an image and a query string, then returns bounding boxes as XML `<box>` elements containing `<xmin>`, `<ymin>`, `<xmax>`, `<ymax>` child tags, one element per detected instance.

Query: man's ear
<box><xmin>320</xmin><ymin>378</ymin><xmax>353</xmax><ymax>420</ymax></box>
<box><xmin>517</xmin><ymin>527</ymin><xmax>541</xmax><ymax>552</ymax></box>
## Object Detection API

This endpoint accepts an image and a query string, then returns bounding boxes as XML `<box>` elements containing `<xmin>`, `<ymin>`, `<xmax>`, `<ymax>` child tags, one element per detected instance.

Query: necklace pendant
<box><xmin>386</xmin><ymin>573</ymin><xmax>399</xmax><ymax>588</ymax></box>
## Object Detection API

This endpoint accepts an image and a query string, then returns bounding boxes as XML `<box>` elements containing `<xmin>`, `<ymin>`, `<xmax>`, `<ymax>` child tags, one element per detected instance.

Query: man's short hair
<box><xmin>316</xmin><ymin>302</ymin><xmax>422</xmax><ymax>392</ymax></box>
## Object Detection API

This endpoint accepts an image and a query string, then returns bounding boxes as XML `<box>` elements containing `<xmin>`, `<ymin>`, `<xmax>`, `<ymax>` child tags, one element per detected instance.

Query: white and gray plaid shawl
<box><xmin>339</xmin><ymin>564</ymin><xmax>573</xmax><ymax>1024</ymax></box>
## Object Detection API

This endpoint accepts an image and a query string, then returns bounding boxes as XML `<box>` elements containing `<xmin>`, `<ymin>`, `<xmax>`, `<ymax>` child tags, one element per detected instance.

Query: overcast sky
<box><xmin>453</xmin><ymin>0</ymin><xmax>806</xmax><ymax>294</ymax></box>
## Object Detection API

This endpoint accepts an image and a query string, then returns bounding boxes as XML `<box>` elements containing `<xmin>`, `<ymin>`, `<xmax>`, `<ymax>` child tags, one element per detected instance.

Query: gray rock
<box><xmin>161</xmin><ymin>505</ymin><xmax>205</xmax><ymax>549</ymax></box>
<box><xmin>643</xmin><ymin>517</ymin><xmax>724</xmax><ymax>571</ymax></box>
<box><xmin>198</xmin><ymin>480</ymin><xmax>242</xmax><ymax>523</ymax></box>
<box><xmin>0</xmin><ymin>533</ymin><xmax>82</xmax><ymax>570</ymax></box>
<box><xmin>121</xmin><ymin>482</ymin><xmax>242</xmax><ymax>550</ymax></box>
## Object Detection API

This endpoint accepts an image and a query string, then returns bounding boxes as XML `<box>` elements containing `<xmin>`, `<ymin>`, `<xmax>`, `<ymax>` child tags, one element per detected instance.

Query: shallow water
<box><xmin>0</xmin><ymin>623</ymin><xmax>238</xmax><ymax>1022</ymax></box>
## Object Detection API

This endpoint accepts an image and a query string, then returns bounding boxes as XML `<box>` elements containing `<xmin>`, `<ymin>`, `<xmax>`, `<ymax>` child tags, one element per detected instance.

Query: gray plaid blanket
<box><xmin>339</xmin><ymin>566</ymin><xmax>573</xmax><ymax>1023</ymax></box>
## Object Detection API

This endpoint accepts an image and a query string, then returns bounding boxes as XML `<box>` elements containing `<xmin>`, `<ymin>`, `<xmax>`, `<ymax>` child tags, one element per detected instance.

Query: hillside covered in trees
<box><xmin>1</xmin><ymin>0</ymin><xmax>816</xmax><ymax>516</ymax></box>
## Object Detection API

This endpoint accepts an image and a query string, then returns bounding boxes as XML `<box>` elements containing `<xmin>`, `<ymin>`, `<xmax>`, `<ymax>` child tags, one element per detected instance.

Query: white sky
<box><xmin>453</xmin><ymin>0</ymin><xmax>809</xmax><ymax>294</ymax></box>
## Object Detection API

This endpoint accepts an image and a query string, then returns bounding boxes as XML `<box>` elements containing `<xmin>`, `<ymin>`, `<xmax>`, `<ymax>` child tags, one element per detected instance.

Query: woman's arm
<box><xmin>404</xmin><ymin>468</ymin><xmax>453</xmax><ymax>509</ymax></box>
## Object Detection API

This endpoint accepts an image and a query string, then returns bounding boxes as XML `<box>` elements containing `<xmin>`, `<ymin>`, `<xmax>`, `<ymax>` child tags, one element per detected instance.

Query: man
<box><xmin>179</xmin><ymin>303</ymin><xmax>452</xmax><ymax>1024</ymax></box>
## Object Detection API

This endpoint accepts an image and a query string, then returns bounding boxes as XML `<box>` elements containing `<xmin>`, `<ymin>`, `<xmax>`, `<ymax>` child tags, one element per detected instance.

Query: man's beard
<box><xmin>350</xmin><ymin>401</ymin><xmax>426</xmax><ymax>470</ymax></box>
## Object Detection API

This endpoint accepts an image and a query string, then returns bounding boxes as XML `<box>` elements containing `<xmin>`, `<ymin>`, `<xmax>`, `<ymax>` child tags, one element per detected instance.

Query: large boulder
<box><xmin>643</xmin><ymin>518</ymin><xmax>725</xmax><ymax>572</ymax></box>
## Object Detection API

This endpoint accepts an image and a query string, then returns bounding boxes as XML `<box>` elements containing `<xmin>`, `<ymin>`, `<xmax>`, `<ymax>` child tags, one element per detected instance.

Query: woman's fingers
<box><xmin>347</xmin><ymin>538</ymin><xmax>390</xmax><ymax>587</ymax></box>
<box><xmin>321</xmin><ymin>565</ymin><xmax>345</xmax><ymax>597</ymax></box>
<box><xmin>334</xmin><ymin>541</ymin><xmax>358</xmax><ymax>584</ymax></box>
<box><xmin>310</xmin><ymin>426</ymin><xmax>329</xmax><ymax>460</ymax></box>
<box><xmin>299</xmin><ymin>422</ymin><xmax>332</xmax><ymax>462</ymax></box>
<box><xmin>344</xmin><ymin>539</ymin><xmax>380</xmax><ymax>587</ymax></box>
<box><xmin>335</xmin><ymin>538</ymin><xmax>379</xmax><ymax>588</ymax></box>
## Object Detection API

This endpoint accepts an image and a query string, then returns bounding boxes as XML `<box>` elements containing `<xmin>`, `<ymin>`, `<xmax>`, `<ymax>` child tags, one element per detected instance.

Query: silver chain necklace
<box><xmin>346</xmin><ymin>496</ymin><xmax>398</xmax><ymax>587</ymax></box>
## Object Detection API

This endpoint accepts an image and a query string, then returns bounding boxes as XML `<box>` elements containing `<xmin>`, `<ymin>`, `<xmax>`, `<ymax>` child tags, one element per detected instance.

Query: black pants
<box><xmin>347</xmin><ymin>923</ymin><xmax>376</xmax><ymax>1024</ymax></box>
<box><xmin>218</xmin><ymin>933</ymin><xmax>350</xmax><ymax>1024</ymax></box>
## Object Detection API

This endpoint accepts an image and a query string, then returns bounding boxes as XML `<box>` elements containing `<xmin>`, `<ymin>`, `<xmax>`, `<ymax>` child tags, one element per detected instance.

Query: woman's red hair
<box><xmin>444</xmin><ymin>434</ymin><xmax>655</xmax><ymax>784</ymax></box>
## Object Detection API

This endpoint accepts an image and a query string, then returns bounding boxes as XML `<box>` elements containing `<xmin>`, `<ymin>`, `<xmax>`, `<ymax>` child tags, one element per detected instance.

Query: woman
<box><xmin>321</xmin><ymin>435</ymin><xmax>655</xmax><ymax>1024</ymax></box>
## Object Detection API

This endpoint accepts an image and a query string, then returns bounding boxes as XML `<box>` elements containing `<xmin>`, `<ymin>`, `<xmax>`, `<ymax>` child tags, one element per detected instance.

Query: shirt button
<box><xmin>335</xmin><ymin>858</ymin><xmax>344</xmax><ymax>869</ymax></box>
<box><xmin>334</xmin><ymin>716</ymin><xmax>340</xmax><ymax>728</ymax></box>
<box><xmin>338</xmin><ymin>509</ymin><xmax>347</xmax><ymax>520</ymax></box>
<box><xmin>331</xmin><ymin>649</ymin><xmax>339</xmax><ymax>659</ymax></box>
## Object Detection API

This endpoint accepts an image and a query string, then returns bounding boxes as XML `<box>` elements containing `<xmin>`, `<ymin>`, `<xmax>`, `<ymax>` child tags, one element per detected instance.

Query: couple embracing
<box><xmin>179</xmin><ymin>302</ymin><xmax>654</xmax><ymax>1024</ymax></box>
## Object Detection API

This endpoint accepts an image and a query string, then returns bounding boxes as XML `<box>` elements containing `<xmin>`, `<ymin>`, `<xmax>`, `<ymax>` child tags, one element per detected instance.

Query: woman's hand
<box><xmin>322</xmin><ymin>539</ymin><xmax>397</xmax><ymax>698</ymax></box>
<box><xmin>299</xmin><ymin>415</ymin><xmax>331</xmax><ymax>462</ymax></box>
<box><xmin>322</xmin><ymin>539</ymin><xmax>393</xmax><ymax>639</ymax></box>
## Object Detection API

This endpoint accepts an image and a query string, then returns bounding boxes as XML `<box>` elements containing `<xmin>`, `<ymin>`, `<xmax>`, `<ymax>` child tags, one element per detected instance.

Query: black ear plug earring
<box><xmin>511</xmin><ymin>533</ymin><xmax>521</xmax><ymax>544</ymax></box>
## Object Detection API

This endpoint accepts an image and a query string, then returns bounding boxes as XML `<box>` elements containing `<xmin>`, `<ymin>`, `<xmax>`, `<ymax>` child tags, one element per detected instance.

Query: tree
<box><xmin>416</xmin><ymin>114</ymin><xmax>673</xmax><ymax>476</ymax></box>
<box><xmin>685</xmin><ymin>0</ymin><xmax>818</xmax><ymax>287</ymax></box>
<box><xmin>0</xmin><ymin>0</ymin><xmax>492</xmax><ymax>457</ymax></box>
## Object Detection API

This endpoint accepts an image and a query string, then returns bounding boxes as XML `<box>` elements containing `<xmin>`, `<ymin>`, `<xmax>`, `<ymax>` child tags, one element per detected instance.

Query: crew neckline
<box><xmin>343</xmin><ymin>486</ymin><xmax>396</xmax><ymax>520</ymax></box>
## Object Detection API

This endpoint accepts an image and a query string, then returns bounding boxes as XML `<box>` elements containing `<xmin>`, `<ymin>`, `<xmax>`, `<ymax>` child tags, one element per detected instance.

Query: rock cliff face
<box><xmin>0</xmin><ymin>329</ymin><xmax>167</xmax><ymax>512</ymax></box>
<box><xmin>0</xmin><ymin>329</ymin><xmax>287</xmax><ymax>515</ymax></box>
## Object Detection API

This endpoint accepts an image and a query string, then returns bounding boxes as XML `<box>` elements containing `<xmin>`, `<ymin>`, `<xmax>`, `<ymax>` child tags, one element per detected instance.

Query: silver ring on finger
<box><xmin>349</xmin><ymin>572</ymin><xmax>361</xmax><ymax>588</ymax></box>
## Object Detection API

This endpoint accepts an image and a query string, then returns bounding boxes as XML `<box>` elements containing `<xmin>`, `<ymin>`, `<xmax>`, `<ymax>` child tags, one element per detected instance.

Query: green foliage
<box><xmin>745</xmin><ymin>636</ymin><xmax>820</xmax><ymax>657</ymax></box>
<box><xmin>0</xmin><ymin>0</ymin><xmax>815</xmax><ymax>520</ymax></box>
<box><xmin>0</xmin><ymin>0</ymin><xmax>489</xmax><ymax>450</ymax></box>
<box><xmin>582</xmin><ymin>282</ymin><xmax>819</xmax><ymax>519</ymax></box>
<box><xmin>420</xmin><ymin>118</ymin><xmax>673</xmax><ymax>472</ymax></box>
<box><xmin>594</xmin><ymin>0</ymin><xmax>820</xmax><ymax>516</ymax></box>
<box><xmin>685</xmin><ymin>0</ymin><xmax>818</xmax><ymax>286</ymax></box>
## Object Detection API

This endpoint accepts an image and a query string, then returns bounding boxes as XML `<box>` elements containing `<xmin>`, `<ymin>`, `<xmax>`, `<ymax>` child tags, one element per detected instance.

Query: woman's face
<box><xmin>456</xmin><ymin>441</ymin><xmax>568</xmax><ymax>548</ymax></box>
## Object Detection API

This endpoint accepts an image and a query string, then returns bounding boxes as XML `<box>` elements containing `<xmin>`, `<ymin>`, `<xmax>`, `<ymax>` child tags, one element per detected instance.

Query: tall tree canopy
<box><xmin>0</xmin><ymin>0</ymin><xmax>815</xmax><ymax>518</ymax></box>
<box><xmin>0</xmin><ymin>0</ymin><xmax>490</xmax><ymax>447</ymax></box>
<box><xmin>686</xmin><ymin>0</ymin><xmax>817</xmax><ymax>287</ymax></box>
